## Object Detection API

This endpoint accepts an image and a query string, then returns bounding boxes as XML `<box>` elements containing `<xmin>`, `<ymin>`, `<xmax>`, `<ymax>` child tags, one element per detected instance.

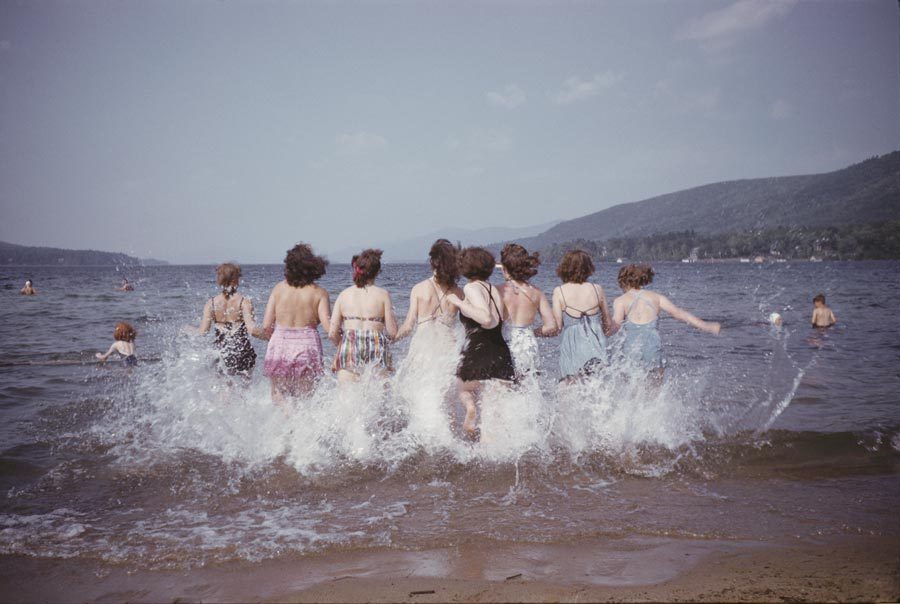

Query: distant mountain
<box><xmin>0</xmin><ymin>241</ymin><xmax>168</xmax><ymax>266</ymax></box>
<box><xmin>327</xmin><ymin>221</ymin><xmax>560</xmax><ymax>263</ymax></box>
<box><xmin>506</xmin><ymin>152</ymin><xmax>900</xmax><ymax>251</ymax></box>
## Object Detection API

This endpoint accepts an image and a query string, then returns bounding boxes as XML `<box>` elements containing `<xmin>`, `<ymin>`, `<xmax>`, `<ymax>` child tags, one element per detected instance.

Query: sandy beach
<box><xmin>2</xmin><ymin>535</ymin><xmax>896</xmax><ymax>603</ymax></box>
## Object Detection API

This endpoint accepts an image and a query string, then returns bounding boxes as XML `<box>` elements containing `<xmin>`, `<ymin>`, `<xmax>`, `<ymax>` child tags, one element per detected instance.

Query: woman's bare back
<box><xmin>415</xmin><ymin>279</ymin><xmax>461</xmax><ymax>324</ymax></box>
<box><xmin>501</xmin><ymin>282</ymin><xmax>542</xmax><ymax>327</ymax></box>
<box><xmin>271</xmin><ymin>282</ymin><xmax>327</xmax><ymax>328</ymax></box>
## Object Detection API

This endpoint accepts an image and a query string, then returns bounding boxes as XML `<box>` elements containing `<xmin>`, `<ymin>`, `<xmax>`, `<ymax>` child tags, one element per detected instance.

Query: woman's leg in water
<box><xmin>458</xmin><ymin>379</ymin><xmax>482</xmax><ymax>437</ymax></box>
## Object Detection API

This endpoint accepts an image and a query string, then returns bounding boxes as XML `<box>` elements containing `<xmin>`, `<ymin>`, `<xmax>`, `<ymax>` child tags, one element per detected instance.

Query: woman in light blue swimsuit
<box><xmin>551</xmin><ymin>250</ymin><xmax>613</xmax><ymax>380</ymax></box>
<box><xmin>612</xmin><ymin>264</ymin><xmax>721</xmax><ymax>378</ymax></box>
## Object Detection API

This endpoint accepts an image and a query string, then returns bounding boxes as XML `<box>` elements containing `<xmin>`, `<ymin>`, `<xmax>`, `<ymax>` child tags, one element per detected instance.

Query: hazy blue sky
<box><xmin>0</xmin><ymin>0</ymin><xmax>897</xmax><ymax>263</ymax></box>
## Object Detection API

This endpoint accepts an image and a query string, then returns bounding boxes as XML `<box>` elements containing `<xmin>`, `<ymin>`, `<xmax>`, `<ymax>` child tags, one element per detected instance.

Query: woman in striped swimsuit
<box><xmin>329</xmin><ymin>249</ymin><xmax>398</xmax><ymax>382</ymax></box>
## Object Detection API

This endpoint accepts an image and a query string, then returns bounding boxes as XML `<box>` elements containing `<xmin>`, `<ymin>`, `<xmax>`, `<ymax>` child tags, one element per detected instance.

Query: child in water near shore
<box><xmin>811</xmin><ymin>294</ymin><xmax>837</xmax><ymax>327</ymax></box>
<box><xmin>96</xmin><ymin>322</ymin><xmax>138</xmax><ymax>366</ymax></box>
<box><xmin>20</xmin><ymin>280</ymin><xmax>36</xmax><ymax>295</ymax></box>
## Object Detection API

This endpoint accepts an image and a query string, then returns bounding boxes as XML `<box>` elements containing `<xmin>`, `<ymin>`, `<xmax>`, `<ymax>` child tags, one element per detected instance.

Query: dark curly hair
<box><xmin>501</xmin><ymin>243</ymin><xmax>540</xmax><ymax>282</ymax></box>
<box><xmin>429</xmin><ymin>239</ymin><xmax>460</xmax><ymax>289</ymax></box>
<box><xmin>352</xmin><ymin>248</ymin><xmax>383</xmax><ymax>287</ymax></box>
<box><xmin>284</xmin><ymin>243</ymin><xmax>328</xmax><ymax>287</ymax></box>
<box><xmin>617</xmin><ymin>264</ymin><xmax>654</xmax><ymax>290</ymax></box>
<box><xmin>556</xmin><ymin>250</ymin><xmax>595</xmax><ymax>284</ymax></box>
<box><xmin>458</xmin><ymin>247</ymin><xmax>495</xmax><ymax>281</ymax></box>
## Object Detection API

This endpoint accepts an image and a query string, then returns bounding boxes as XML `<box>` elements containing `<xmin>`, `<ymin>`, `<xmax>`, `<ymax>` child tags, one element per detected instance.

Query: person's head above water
<box><xmin>617</xmin><ymin>264</ymin><xmax>655</xmax><ymax>291</ymax></box>
<box><xmin>24</xmin><ymin>280</ymin><xmax>32</xmax><ymax>287</ymax></box>
<box><xmin>501</xmin><ymin>243</ymin><xmax>540</xmax><ymax>283</ymax></box>
<box><xmin>283</xmin><ymin>243</ymin><xmax>328</xmax><ymax>287</ymax></box>
<box><xmin>114</xmin><ymin>322</ymin><xmax>137</xmax><ymax>342</ymax></box>
<box><xmin>556</xmin><ymin>250</ymin><xmax>595</xmax><ymax>284</ymax></box>
<box><xmin>351</xmin><ymin>248</ymin><xmax>382</xmax><ymax>287</ymax></box>
<box><xmin>458</xmin><ymin>247</ymin><xmax>495</xmax><ymax>281</ymax></box>
<box><xmin>429</xmin><ymin>239</ymin><xmax>460</xmax><ymax>289</ymax></box>
<box><xmin>216</xmin><ymin>263</ymin><xmax>241</xmax><ymax>298</ymax></box>
<box><xmin>813</xmin><ymin>293</ymin><xmax>826</xmax><ymax>306</ymax></box>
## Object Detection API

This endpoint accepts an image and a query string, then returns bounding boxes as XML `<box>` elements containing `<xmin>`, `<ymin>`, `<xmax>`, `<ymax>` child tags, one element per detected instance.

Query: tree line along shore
<box><xmin>536</xmin><ymin>220</ymin><xmax>900</xmax><ymax>264</ymax></box>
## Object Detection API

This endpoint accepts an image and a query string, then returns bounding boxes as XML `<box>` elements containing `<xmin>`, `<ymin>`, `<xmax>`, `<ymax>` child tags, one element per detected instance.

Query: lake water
<box><xmin>0</xmin><ymin>261</ymin><xmax>897</xmax><ymax>577</ymax></box>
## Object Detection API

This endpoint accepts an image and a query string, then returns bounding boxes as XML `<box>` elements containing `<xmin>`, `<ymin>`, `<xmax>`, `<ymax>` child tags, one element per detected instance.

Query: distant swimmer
<box><xmin>329</xmin><ymin>248</ymin><xmax>397</xmax><ymax>383</ymax></box>
<box><xmin>769</xmin><ymin>312</ymin><xmax>783</xmax><ymax>327</ymax></box>
<box><xmin>445</xmin><ymin>247</ymin><xmax>516</xmax><ymax>439</ymax></box>
<box><xmin>20</xmin><ymin>280</ymin><xmax>36</xmax><ymax>295</ymax></box>
<box><xmin>260</xmin><ymin>244</ymin><xmax>330</xmax><ymax>401</ymax></box>
<box><xmin>612</xmin><ymin>264</ymin><xmax>720</xmax><ymax>381</ymax></box>
<box><xmin>811</xmin><ymin>293</ymin><xmax>837</xmax><ymax>327</ymax></box>
<box><xmin>552</xmin><ymin>250</ymin><xmax>612</xmax><ymax>381</ymax></box>
<box><xmin>96</xmin><ymin>322</ymin><xmax>138</xmax><ymax>367</ymax></box>
<box><xmin>118</xmin><ymin>278</ymin><xmax>134</xmax><ymax>291</ymax></box>
<box><xmin>498</xmin><ymin>243</ymin><xmax>557</xmax><ymax>379</ymax></box>
<box><xmin>185</xmin><ymin>263</ymin><xmax>258</xmax><ymax>379</ymax></box>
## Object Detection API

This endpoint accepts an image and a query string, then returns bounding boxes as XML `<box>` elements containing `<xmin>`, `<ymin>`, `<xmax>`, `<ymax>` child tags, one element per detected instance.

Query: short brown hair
<box><xmin>617</xmin><ymin>264</ymin><xmax>654</xmax><ymax>290</ymax></box>
<box><xmin>458</xmin><ymin>247</ymin><xmax>495</xmax><ymax>281</ymax></box>
<box><xmin>501</xmin><ymin>243</ymin><xmax>540</xmax><ymax>282</ymax></box>
<box><xmin>429</xmin><ymin>239</ymin><xmax>460</xmax><ymax>289</ymax></box>
<box><xmin>352</xmin><ymin>248</ymin><xmax>383</xmax><ymax>287</ymax></box>
<box><xmin>813</xmin><ymin>293</ymin><xmax>826</xmax><ymax>304</ymax></box>
<box><xmin>556</xmin><ymin>250</ymin><xmax>595</xmax><ymax>283</ymax></box>
<box><xmin>284</xmin><ymin>243</ymin><xmax>328</xmax><ymax>287</ymax></box>
<box><xmin>114</xmin><ymin>322</ymin><xmax>136</xmax><ymax>342</ymax></box>
<box><xmin>216</xmin><ymin>263</ymin><xmax>241</xmax><ymax>288</ymax></box>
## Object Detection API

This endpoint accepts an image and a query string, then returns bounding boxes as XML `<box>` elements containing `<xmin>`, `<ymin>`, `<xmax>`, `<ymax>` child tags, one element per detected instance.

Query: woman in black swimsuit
<box><xmin>445</xmin><ymin>247</ymin><xmax>516</xmax><ymax>438</ymax></box>
<box><xmin>188</xmin><ymin>263</ymin><xmax>259</xmax><ymax>378</ymax></box>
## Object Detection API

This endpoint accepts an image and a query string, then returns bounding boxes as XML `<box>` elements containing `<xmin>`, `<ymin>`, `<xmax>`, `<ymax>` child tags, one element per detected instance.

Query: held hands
<box><xmin>444</xmin><ymin>292</ymin><xmax>463</xmax><ymax>307</ymax></box>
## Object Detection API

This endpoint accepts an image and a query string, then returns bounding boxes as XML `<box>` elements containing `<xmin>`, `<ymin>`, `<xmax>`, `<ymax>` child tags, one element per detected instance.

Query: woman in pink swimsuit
<box><xmin>260</xmin><ymin>243</ymin><xmax>332</xmax><ymax>402</ymax></box>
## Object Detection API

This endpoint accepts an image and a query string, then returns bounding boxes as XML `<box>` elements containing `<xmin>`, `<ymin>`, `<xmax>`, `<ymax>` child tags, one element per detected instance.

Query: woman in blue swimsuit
<box><xmin>611</xmin><ymin>264</ymin><xmax>720</xmax><ymax>380</ymax></box>
<box><xmin>551</xmin><ymin>250</ymin><xmax>613</xmax><ymax>381</ymax></box>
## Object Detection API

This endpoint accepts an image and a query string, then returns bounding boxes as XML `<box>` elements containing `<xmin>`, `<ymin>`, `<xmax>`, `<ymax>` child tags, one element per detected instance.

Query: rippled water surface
<box><xmin>0</xmin><ymin>261</ymin><xmax>897</xmax><ymax>570</ymax></box>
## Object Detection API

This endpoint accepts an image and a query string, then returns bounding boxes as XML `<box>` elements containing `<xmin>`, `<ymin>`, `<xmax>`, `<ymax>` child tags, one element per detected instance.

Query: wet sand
<box><xmin>2</xmin><ymin>535</ymin><xmax>896</xmax><ymax>602</ymax></box>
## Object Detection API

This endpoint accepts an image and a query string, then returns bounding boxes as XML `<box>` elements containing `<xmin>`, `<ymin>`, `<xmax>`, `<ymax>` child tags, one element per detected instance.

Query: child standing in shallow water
<box><xmin>612</xmin><ymin>264</ymin><xmax>719</xmax><ymax>379</ymax></box>
<box><xmin>96</xmin><ymin>322</ymin><xmax>138</xmax><ymax>366</ymax></box>
<box><xmin>811</xmin><ymin>294</ymin><xmax>837</xmax><ymax>327</ymax></box>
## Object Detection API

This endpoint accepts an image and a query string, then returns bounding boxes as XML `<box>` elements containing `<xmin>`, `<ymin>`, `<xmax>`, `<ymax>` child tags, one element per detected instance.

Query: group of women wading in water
<box><xmin>187</xmin><ymin>241</ymin><xmax>720</xmax><ymax>439</ymax></box>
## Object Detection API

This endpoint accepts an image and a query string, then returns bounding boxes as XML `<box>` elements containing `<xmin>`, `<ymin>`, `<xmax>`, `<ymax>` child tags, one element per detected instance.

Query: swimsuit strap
<box><xmin>212</xmin><ymin>294</ymin><xmax>245</xmax><ymax>326</ymax></box>
<box><xmin>344</xmin><ymin>315</ymin><xmax>385</xmax><ymax>323</ymax></box>
<box><xmin>428</xmin><ymin>278</ymin><xmax>448</xmax><ymax>319</ymax></box>
<box><xmin>560</xmin><ymin>284</ymin><xmax>600</xmax><ymax>319</ymax></box>
<box><xmin>625</xmin><ymin>291</ymin><xmax>657</xmax><ymax>321</ymax></box>
<box><xmin>513</xmin><ymin>282</ymin><xmax>540</xmax><ymax>309</ymax></box>
<box><xmin>478</xmin><ymin>281</ymin><xmax>501</xmax><ymax>323</ymax></box>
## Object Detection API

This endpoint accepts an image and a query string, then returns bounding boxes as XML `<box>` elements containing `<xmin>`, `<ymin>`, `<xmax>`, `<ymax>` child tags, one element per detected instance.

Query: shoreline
<box><xmin>1</xmin><ymin>535</ymin><xmax>896</xmax><ymax>603</ymax></box>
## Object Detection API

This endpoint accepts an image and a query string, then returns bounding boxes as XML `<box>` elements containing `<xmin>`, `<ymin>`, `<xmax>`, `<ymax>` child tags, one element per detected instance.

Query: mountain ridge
<box><xmin>502</xmin><ymin>151</ymin><xmax>900</xmax><ymax>252</ymax></box>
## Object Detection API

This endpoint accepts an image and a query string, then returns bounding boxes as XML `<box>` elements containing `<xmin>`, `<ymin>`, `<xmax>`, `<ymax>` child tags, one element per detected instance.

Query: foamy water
<box><xmin>1</xmin><ymin>262</ymin><xmax>898</xmax><ymax>570</ymax></box>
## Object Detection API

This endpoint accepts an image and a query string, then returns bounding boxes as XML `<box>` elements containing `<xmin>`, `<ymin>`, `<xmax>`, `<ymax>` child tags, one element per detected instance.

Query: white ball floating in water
<box><xmin>769</xmin><ymin>312</ymin><xmax>783</xmax><ymax>326</ymax></box>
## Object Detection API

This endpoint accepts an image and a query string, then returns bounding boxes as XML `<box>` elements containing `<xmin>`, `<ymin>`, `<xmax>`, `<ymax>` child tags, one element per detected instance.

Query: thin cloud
<box><xmin>770</xmin><ymin>98</ymin><xmax>793</xmax><ymax>120</ymax></box>
<box><xmin>553</xmin><ymin>72</ymin><xmax>622</xmax><ymax>105</ymax></box>
<box><xmin>335</xmin><ymin>131</ymin><xmax>388</xmax><ymax>154</ymax></box>
<box><xmin>487</xmin><ymin>84</ymin><xmax>526</xmax><ymax>109</ymax></box>
<box><xmin>679</xmin><ymin>0</ymin><xmax>797</xmax><ymax>51</ymax></box>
